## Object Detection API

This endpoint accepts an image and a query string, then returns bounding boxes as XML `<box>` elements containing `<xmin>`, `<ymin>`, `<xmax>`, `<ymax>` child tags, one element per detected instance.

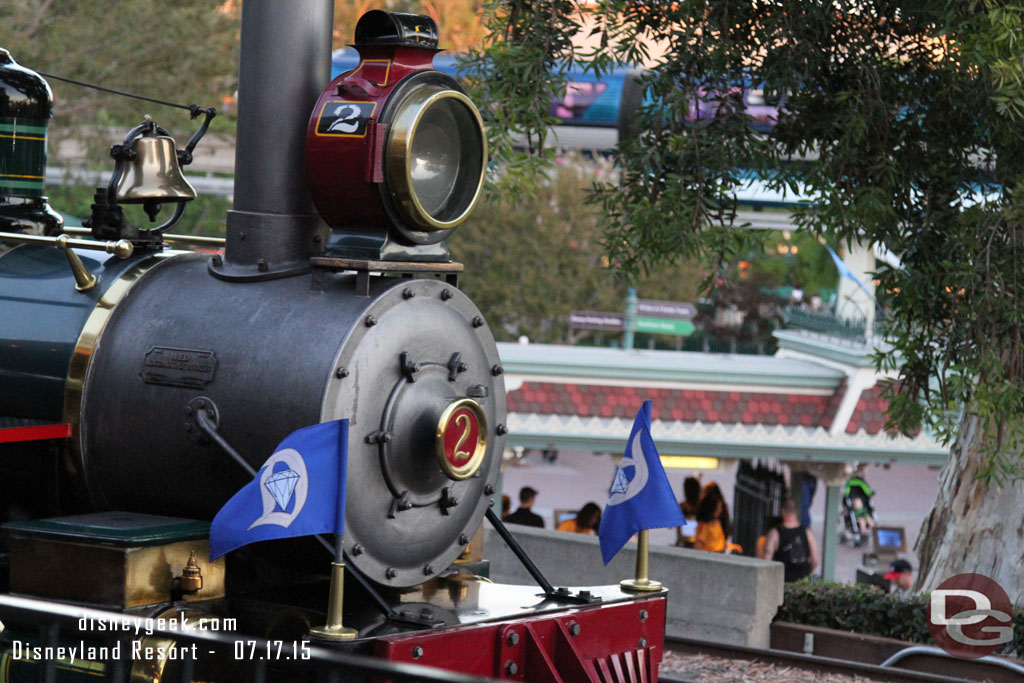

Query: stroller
<box><xmin>839</xmin><ymin>469</ymin><xmax>876</xmax><ymax>547</ymax></box>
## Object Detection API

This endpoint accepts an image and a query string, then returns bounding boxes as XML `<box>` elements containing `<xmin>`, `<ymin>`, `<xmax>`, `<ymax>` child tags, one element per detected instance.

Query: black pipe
<box><xmin>484</xmin><ymin>508</ymin><xmax>556</xmax><ymax>595</ymax></box>
<box><xmin>215</xmin><ymin>0</ymin><xmax>333</xmax><ymax>280</ymax></box>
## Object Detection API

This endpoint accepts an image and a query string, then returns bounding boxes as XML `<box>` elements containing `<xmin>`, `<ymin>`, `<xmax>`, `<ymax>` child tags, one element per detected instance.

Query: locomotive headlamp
<box><xmin>386</xmin><ymin>87</ymin><xmax>485</xmax><ymax>230</ymax></box>
<box><xmin>306</xmin><ymin>11</ymin><xmax>487</xmax><ymax>261</ymax></box>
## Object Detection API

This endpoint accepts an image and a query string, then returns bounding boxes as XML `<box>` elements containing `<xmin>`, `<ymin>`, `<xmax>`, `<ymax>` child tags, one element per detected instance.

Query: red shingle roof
<box><xmin>845</xmin><ymin>384</ymin><xmax>888</xmax><ymax>434</ymax></box>
<box><xmin>507</xmin><ymin>380</ymin><xmax>891</xmax><ymax>435</ymax></box>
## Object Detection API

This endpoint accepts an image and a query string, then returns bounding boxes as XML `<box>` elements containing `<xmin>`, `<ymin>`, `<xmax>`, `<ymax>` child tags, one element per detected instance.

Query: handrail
<box><xmin>61</xmin><ymin>226</ymin><xmax>226</xmax><ymax>247</ymax></box>
<box><xmin>0</xmin><ymin>231</ymin><xmax>133</xmax><ymax>257</ymax></box>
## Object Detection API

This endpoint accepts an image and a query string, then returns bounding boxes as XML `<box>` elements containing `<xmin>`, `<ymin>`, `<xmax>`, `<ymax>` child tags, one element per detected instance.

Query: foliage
<box><xmin>0</xmin><ymin>1</ymin><xmax>240</xmax><ymax>163</ymax></box>
<box><xmin>460</xmin><ymin>0</ymin><xmax>588</xmax><ymax>200</ymax></box>
<box><xmin>477</xmin><ymin>1</ymin><xmax>1024</xmax><ymax>481</ymax></box>
<box><xmin>777</xmin><ymin>582</ymin><xmax>1024</xmax><ymax>659</ymax></box>
<box><xmin>451</xmin><ymin>154</ymin><xmax>706</xmax><ymax>343</ymax></box>
<box><xmin>744</xmin><ymin>230</ymin><xmax>839</xmax><ymax>302</ymax></box>
<box><xmin>45</xmin><ymin>183</ymin><xmax>230</xmax><ymax>239</ymax></box>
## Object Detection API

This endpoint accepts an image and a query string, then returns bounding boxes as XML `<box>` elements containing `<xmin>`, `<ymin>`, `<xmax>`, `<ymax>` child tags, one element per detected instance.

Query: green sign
<box><xmin>635</xmin><ymin>317</ymin><xmax>695</xmax><ymax>336</ymax></box>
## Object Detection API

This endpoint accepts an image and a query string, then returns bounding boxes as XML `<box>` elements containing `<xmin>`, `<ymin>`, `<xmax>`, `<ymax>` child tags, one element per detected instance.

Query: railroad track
<box><xmin>660</xmin><ymin>635</ymin><xmax>1021</xmax><ymax>682</ymax></box>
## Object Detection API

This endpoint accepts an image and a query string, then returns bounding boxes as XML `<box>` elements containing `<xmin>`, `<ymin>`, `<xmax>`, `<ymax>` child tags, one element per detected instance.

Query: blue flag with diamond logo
<box><xmin>210</xmin><ymin>419</ymin><xmax>348</xmax><ymax>560</ymax></box>
<box><xmin>598</xmin><ymin>402</ymin><xmax>685</xmax><ymax>564</ymax></box>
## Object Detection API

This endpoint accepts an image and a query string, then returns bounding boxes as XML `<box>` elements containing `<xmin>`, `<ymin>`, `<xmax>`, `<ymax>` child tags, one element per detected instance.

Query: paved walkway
<box><xmin>499</xmin><ymin>450</ymin><xmax>941</xmax><ymax>583</ymax></box>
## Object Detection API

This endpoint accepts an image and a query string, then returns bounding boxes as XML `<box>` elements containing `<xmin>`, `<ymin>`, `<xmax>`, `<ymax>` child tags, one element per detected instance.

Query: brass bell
<box><xmin>114</xmin><ymin>134</ymin><xmax>197</xmax><ymax>203</ymax></box>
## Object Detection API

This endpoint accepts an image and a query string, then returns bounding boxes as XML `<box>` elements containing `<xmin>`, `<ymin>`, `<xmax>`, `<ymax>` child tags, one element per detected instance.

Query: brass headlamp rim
<box><xmin>435</xmin><ymin>398</ymin><xmax>488</xmax><ymax>480</ymax></box>
<box><xmin>385</xmin><ymin>88</ymin><xmax>487</xmax><ymax>232</ymax></box>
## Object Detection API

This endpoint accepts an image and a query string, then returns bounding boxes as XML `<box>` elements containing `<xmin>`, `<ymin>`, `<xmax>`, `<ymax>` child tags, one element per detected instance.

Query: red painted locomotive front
<box><xmin>373</xmin><ymin>595</ymin><xmax>667</xmax><ymax>682</ymax></box>
<box><xmin>306</xmin><ymin>45</ymin><xmax>438</xmax><ymax>231</ymax></box>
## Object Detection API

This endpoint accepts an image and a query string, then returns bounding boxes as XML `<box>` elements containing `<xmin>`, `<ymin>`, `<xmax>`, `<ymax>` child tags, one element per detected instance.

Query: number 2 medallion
<box><xmin>436</xmin><ymin>398</ymin><xmax>487</xmax><ymax>480</ymax></box>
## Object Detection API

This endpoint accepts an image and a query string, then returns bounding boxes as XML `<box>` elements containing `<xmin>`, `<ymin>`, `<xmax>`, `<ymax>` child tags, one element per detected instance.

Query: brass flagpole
<box><xmin>620</xmin><ymin>530</ymin><xmax>663</xmax><ymax>592</ymax></box>
<box><xmin>311</xmin><ymin>420</ymin><xmax>357</xmax><ymax>640</ymax></box>
<box><xmin>309</xmin><ymin>536</ymin><xmax>358</xmax><ymax>639</ymax></box>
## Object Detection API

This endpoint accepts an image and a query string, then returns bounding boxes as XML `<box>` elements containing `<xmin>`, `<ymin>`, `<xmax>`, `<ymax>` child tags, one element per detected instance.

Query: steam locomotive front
<box><xmin>0</xmin><ymin>4</ymin><xmax>503</xmax><ymax>589</ymax></box>
<box><xmin>0</xmin><ymin>5</ymin><xmax>674</xmax><ymax>681</ymax></box>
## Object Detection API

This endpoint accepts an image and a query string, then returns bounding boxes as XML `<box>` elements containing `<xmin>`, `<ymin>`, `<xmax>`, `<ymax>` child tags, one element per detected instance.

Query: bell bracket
<box><xmin>87</xmin><ymin>106</ymin><xmax>216</xmax><ymax>247</ymax></box>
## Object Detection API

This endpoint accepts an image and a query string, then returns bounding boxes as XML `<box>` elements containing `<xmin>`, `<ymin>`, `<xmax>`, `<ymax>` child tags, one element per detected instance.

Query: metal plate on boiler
<box><xmin>141</xmin><ymin>347</ymin><xmax>218</xmax><ymax>389</ymax></box>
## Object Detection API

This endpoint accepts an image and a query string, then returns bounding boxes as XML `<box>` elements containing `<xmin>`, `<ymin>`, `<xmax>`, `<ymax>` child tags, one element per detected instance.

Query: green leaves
<box><xmin>450</xmin><ymin>154</ymin><xmax>707</xmax><ymax>343</ymax></box>
<box><xmin>0</xmin><ymin>1</ymin><xmax>240</xmax><ymax>164</ymax></box>
<box><xmin>476</xmin><ymin>0</ymin><xmax>1024</xmax><ymax>478</ymax></box>
<box><xmin>460</xmin><ymin>0</ymin><xmax>586</xmax><ymax>200</ymax></box>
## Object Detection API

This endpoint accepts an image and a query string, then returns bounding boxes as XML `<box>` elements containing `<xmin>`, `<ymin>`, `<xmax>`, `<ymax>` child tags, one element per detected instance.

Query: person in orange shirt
<box><xmin>693</xmin><ymin>482</ymin><xmax>740</xmax><ymax>553</ymax></box>
<box><xmin>556</xmin><ymin>502</ymin><xmax>601</xmax><ymax>535</ymax></box>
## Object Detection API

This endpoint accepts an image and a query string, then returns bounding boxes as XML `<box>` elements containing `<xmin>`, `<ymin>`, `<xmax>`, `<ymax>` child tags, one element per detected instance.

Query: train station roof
<box><xmin>497</xmin><ymin>334</ymin><xmax>948</xmax><ymax>466</ymax></box>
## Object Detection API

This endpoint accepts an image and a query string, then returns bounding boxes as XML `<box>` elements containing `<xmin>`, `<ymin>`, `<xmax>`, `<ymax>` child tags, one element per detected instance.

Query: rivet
<box><xmin>640</xmin><ymin>609</ymin><xmax>648</xmax><ymax>621</ymax></box>
<box><xmin>505</xmin><ymin>661</ymin><xmax>518</xmax><ymax>676</ymax></box>
<box><xmin>183</xmin><ymin>422</ymin><xmax>192</xmax><ymax>432</ymax></box>
<box><xmin>569</xmin><ymin>622</ymin><xmax>581</xmax><ymax>636</ymax></box>
<box><xmin>365</xmin><ymin>315</ymin><xmax>377</xmax><ymax>327</ymax></box>
<box><xmin>458</xmin><ymin>534</ymin><xmax>469</xmax><ymax>545</ymax></box>
<box><xmin>496</xmin><ymin>424</ymin><xmax>508</xmax><ymax>436</ymax></box>
<box><xmin>385</xmin><ymin>567</ymin><xmax>397</xmax><ymax>579</ymax></box>
<box><xmin>472</xmin><ymin>316</ymin><xmax>484</xmax><ymax>328</ymax></box>
<box><xmin>441</xmin><ymin>289</ymin><xmax>453</xmax><ymax>301</ymax></box>
<box><xmin>484</xmin><ymin>484</ymin><xmax>495</xmax><ymax>495</ymax></box>
<box><xmin>185</xmin><ymin>406</ymin><xmax>193</xmax><ymax>415</ymax></box>
<box><xmin>402</xmin><ymin>287</ymin><xmax>415</xmax><ymax>299</ymax></box>
<box><xmin>211</xmin><ymin>254</ymin><xmax>223</xmax><ymax>267</ymax></box>
<box><xmin>639</xmin><ymin>637</ymin><xmax>647</xmax><ymax>648</ymax></box>
<box><xmin>423</xmin><ymin>564</ymin><xmax>434</xmax><ymax>575</ymax></box>
<box><xmin>506</xmin><ymin>632</ymin><xmax>519</xmax><ymax>646</ymax></box>
<box><xmin>207</xmin><ymin>410</ymin><xmax>215</xmax><ymax>419</ymax></box>
<box><xmin>411</xmin><ymin>645</ymin><xmax>423</xmax><ymax>659</ymax></box>
<box><xmin>491</xmin><ymin>365</ymin><xmax>504</xmax><ymax>376</ymax></box>
<box><xmin>197</xmin><ymin>399</ymin><xmax>206</xmax><ymax>409</ymax></box>
<box><xmin>257</xmin><ymin>259</ymin><xmax>269</xmax><ymax>273</ymax></box>
<box><xmin>335</xmin><ymin>367</ymin><xmax>349</xmax><ymax>379</ymax></box>
<box><xmin>457</xmin><ymin>362</ymin><xmax>468</xmax><ymax>373</ymax></box>
<box><xmin>352</xmin><ymin>544</ymin><xmax>364</xmax><ymax>556</ymax></box>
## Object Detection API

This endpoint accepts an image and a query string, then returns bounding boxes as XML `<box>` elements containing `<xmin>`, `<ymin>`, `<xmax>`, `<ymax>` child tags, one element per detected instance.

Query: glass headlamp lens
<box><xmin>387</xmin><ymin>88</ymin><xmax>486</xmax><ymax>231</ymax></box>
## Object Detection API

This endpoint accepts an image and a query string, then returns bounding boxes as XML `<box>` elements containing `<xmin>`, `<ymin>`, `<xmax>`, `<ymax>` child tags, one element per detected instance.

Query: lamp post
<box><xmin>624</xmin><ymin>287</ymin><xmax>637</xmax><ymax>350</ymax></box>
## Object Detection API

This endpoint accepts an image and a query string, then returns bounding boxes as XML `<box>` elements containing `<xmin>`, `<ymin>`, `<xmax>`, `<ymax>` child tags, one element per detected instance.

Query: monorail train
<box><xmin>0</xmin><ymin>4</ymin><xmax>665</xmax><ymax>681</ymax></box>
<box><xmin>333</xmin><ymin>49</ymin><xmax>785</xmax><ymax>153</ymax></box>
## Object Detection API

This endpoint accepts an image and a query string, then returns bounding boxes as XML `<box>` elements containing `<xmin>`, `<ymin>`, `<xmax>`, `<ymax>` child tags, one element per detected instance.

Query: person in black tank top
<box><xmin>773</xmin><ymin>525</ymin><xmax>812</xmax><ymax>582</ymax></box>
<box><xmin>760</xmin><ymin>498</ymin><xmax>820</xmax><ymax>582</ymax></box>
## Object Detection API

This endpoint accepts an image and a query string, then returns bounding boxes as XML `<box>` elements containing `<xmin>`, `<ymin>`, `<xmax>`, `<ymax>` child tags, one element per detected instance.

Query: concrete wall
<box><xmin>483</xmin><ymin>526</ymin><xmax>784</xmax><ymax>648</ymax></box>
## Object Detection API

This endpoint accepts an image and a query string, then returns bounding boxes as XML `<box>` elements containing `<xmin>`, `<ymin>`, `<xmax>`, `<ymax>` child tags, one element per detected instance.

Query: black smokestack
<box><xmin>215</xmin><ymin>0</ymin><xmax>333</xmax><ymax>280</ymax></box>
